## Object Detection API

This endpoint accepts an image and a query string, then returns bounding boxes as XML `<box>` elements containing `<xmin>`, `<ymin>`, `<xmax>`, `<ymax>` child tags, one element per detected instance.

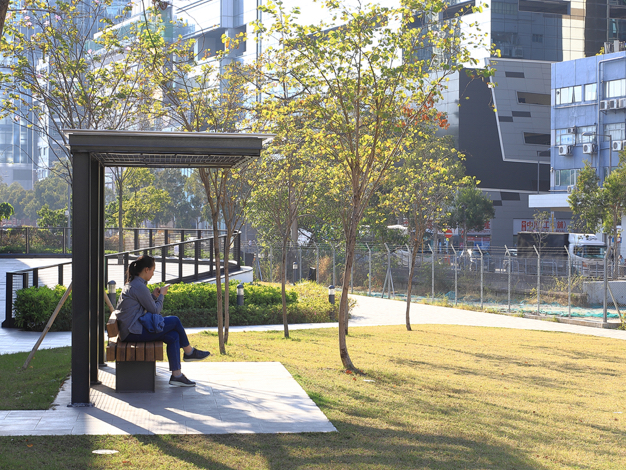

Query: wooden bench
<box><xmin>106</xmin><ymin>310</ymin><xmax>164</xmax><ymax>393</ymax></box>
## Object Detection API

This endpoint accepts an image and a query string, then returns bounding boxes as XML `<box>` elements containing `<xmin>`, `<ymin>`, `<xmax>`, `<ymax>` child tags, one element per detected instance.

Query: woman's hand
<box><xmin>153</xmin><ymin>285</ymin><xmax>169</xmax><ymax>297</ymax></box>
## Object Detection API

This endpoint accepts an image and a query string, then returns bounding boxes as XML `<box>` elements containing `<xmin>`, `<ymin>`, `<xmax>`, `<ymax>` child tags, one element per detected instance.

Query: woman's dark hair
<box><xmin>126</xmin><ymin>255</ymin><xmax>156</xmax><ymax>283</ymax></box>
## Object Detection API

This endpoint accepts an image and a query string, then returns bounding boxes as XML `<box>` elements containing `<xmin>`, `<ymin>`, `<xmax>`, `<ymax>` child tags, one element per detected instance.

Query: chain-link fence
<box><xmin>242</xmin><ymin>241</ymin><xmax>626</xmax><ymax>323</ymax></box>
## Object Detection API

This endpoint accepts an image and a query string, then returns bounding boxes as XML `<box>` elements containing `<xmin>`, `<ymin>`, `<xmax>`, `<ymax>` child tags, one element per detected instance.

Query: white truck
<box><xmin>517</xmin><ymin>232</ymin><xmax>606</xmax><ymax>276</ymax></box>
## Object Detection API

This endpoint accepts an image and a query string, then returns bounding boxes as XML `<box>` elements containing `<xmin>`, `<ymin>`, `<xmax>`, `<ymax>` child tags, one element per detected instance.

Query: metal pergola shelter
<box><xmin>67</xmin><ymin>130</ymin><xmax>272</xmax><ymax>406</ymax></box>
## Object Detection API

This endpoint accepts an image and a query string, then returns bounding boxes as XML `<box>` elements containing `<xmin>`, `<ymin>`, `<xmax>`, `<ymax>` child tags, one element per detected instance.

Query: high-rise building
<box><xmin>431</xmin><ymin>0</ymin><xmax>626</xmax><ymax>247</ymax></box>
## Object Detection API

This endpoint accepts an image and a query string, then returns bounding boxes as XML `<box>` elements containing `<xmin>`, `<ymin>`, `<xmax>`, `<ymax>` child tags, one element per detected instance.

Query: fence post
<box><xmin>25</xmin><ymin>227</ymin><xmax>29</xmax><ymax>254</ymax></box>
<box><xmin>299</xmin><ymin>245</ymin><xmax>302</xmax><ymax>282</ymax></box>
<box><xmin>134</xmin><ymin>229</ymin><xmax>139</xmax><ymax>251</ymax></box>
<box><xmin>2</xmin><ymin>274</ymin><xmax>14</xmax><ymax>327</ymax></box>
<box><xmin>429</xmin><ymin>243</ymin><xmax>434</xmax><ymax>301</ymax></box>
<box><xmin>314</xmin><ymin>242</ymin><xmax>319</xmax><ymax>284</ymax></box>
<box><xmin>505</xmin><ymin>245</ymin><xmax>511</xmax><ymax>313</ymax></box>
<box><xmin>604</xmin><ymin>248</ymin><xmax>609</xmax><ymax>323</ymax></box>
<box><xmin>477</xmin><ymin>246</ymin><xmax>484</xmax><ymax>310</ymax></box>
<box><xmin>533</xmin><ymin>245</ymin><xmax>540</xmax><ymax>315</ymax></box>
<box><xmin>451</xmin><ymin>245</ymin><xmax>458</xmax><ymax>305</ymax></box>
<box><xmin>332</xmin><ymin>244</ymin><xmax>336</xmax><ymax>287</ymax></box>
<box><xmin>367</xmin><ymin>243</ymin><xmax>372</xmax><ymax>296</ymax></box>
<box><xmin>269</xmin><ymin>245</ymin><xmax>273</xmax><ymax>283</ymax></box>
<box><xmin>566</xmin><ymin>245</ymin><xmax>571</xmax><ymax>317</ymax></box>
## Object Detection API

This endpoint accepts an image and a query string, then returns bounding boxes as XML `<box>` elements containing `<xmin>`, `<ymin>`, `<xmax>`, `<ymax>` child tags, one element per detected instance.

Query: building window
<box><xmin>604</xmin><ymin>122</ymin><xmax>626</xmax><ymax>141</ymax></box>
<box><xmin>517</xmin><ymin>91</ymin><xmax>550</xmax><ymax>105</ymax></box>
<box><xmin>604</xmin><ymin>79</ymin><xmax>626</xmax><ymax>98</ymax></box>
<box><xmin>555</xmin><ymin>169</ymin><xmax>579</xmax><ymax>187</ymax></box>
<box><xmin>524</xmin><ymin>132</ymin><xmax>550</xmax><ymax>145</ymax></box>
<box><xmin>556</xmin><ymin>86</ymin><xmax>583</xmax><ymax>105</ymax></box>
<box><xmin>492</xmin><ymin>1</ymin><xmax>518</xmax><ymax>15</ymax></box>
<box><xmin>577</xmin><ymin>126</ymin><xmax>597</xmax><ymax>144</ymax></box>
<box><xmin>532</xmin><ymin>34</ymin><xmax>543</xmax><ymax>43</ymax></box>
<box><xmin>556</xmin><ymin>129</ymin><xmax>575</xmax><ymax>145</ymax></box>
<box><xmin>585</xmin><ymin>83</ymin><xmax>597</xmax><ymax>101</ymax></box>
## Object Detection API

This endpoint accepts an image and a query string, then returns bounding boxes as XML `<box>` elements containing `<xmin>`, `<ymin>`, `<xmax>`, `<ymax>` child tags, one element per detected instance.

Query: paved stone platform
<box><xmin>0</xmin><ymin>362</ymin><xmax>335</xmax><ymax>435</ymax></box>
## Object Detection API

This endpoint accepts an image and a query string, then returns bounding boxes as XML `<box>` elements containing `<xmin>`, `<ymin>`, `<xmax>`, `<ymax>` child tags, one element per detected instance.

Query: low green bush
<box><xmin>12</xmin><ymin>281</ymin><xmax>340</xmax><ymax>332</ymax></box>
<box><xmin>13</xmin><ymin>285</ymin><xmax>72</xmax><ymax>331</ymax></box>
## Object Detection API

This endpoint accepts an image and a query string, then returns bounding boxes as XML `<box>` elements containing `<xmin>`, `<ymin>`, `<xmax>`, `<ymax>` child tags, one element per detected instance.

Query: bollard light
<box><xmin>328</xmin><ymin>285</ymin><xmax>335</xmax><ymax>304</ymax></box>
<box><xmin>107</xmin><ymin>280</ymin><xmax>117</xmax><ymax>309</ymax></box>
<box><xmin>237</xmin><ymin>283</ymin><xmax>244</xmax><ymax>306</ymax></box>
<box><xmin>292</xmin><ymin>261</ymin><xmax>298</xmax><ymax>284</ymax></box>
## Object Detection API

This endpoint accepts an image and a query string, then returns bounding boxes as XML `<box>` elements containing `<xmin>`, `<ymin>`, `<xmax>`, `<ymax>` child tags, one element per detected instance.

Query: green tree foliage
<box><xmin>448</xmin><ymin>185</ymin><xmax>496</xmax><ymax>249</ymax></box>
<box><xmin>569</xmin><ymin>157</ymin><xmax>626</xmax><ymax>275</ymax></box>
<box><xmin>381</xmin><ymin>135</ymin><xmax>467</xmax><ymax>330</ymax></box>
<box><xmin>255</xmin><ymin>0</ymin><xmax>493</xmax><ymax>370</ymax></box>
<box><xmin>153</xmin><ymin>169</ymin><xmax>200</xmax><ymax>228</ymax></box>
<box><xmin>24</xmin><ymin>167</ymin><xmax>69</xmax><ymax>220</ymax></box>
<box><xmin>36</xmin><ymin>204</ymin><xmax>67</xmax><ymax>227</ymax></box>
<box><xmin>106</xmin><ymin>168</ymin><xmax>170</xmax><ymax>228</ymax></box>
<box><xmin>0</xmin><ymin>201</ymin><xmax>14</xmax><ymax>225</ymax></box>
<box><xmin>0</xmin><ymin>0</ymin><xmax>159</xmax><ymax>183</ymax></box>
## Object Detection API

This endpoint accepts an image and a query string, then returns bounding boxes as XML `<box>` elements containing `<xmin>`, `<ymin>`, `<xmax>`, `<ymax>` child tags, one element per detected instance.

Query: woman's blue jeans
<box><xmin>124</xmin><ymin>316</ymin><xmax>190</xmax><ymax>371</ymax></box>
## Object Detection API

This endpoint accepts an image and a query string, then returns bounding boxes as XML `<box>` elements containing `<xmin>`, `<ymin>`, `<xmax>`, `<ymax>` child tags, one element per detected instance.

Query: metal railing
<box><xmin>2</xmin><ymin>231</ymin><xmax>241</xmax><ymax>328</ymax></box>
<box><xmin>0</xmin><ymin>227</ymin><xmax>219</xmax><ymax>256</ymax></box>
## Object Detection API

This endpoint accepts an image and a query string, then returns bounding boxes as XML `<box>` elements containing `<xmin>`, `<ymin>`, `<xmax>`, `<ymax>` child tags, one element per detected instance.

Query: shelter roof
<box><xmin>63</xmin><ymin>130</ymin><xmax>273</xmax><ymax>168</ymax></box>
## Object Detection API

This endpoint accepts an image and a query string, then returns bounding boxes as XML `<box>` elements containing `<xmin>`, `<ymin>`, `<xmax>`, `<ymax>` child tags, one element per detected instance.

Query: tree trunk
<box><xmin>405</xmin><ymin>241</ymin><xmax>419</xmax><ymax>331</ymax></box>
<box><xmin>339</xmin><ymin>219</ymin><xmax>358</xmax><ymax>372</ymax></box>
<box><xmin>223</xmin><ymin>233</ymin><xmax>231</xmax><ymax>344</ymax></box>
<box><xmin>212</xmin><ymin>217</ymin><xmax>225</xmax><ymax>354</ymax></box>
<box><xmin>281</xmin><ymin>239</ymin><xmax>289</xmax><ymax>338</ymax></box>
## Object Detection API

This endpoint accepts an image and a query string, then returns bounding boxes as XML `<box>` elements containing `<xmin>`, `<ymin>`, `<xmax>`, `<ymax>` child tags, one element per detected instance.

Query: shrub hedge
<box><xmin>13</xmin><ymin>281</ymin><xmax>343</xmax><ymax>332</ymax></box>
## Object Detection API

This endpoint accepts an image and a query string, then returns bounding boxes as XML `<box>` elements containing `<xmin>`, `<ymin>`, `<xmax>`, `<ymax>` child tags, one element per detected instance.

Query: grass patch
<box><xmin>2</xmin><ymin>326</ymin><xmax>626</xmax><ymax>468</ymax></box>
<box><xmin>0</xmin><ymin>347</ymin><xmax>70</xmax><ymax>410</ymax></box>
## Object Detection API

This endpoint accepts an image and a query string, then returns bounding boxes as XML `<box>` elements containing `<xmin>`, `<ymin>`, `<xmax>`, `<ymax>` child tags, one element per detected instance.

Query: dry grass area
<box><xmin>2</xmin><ymin>325</ymin><xmax>626</xmax><ymax>469</ymax></box>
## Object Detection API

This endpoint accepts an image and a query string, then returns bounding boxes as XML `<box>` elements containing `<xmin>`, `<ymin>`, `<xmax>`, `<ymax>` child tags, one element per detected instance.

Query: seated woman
<box><xmin>115</xmin><ymin>254</ymin><xmax>210</xmax><ymax>387</ymax></box>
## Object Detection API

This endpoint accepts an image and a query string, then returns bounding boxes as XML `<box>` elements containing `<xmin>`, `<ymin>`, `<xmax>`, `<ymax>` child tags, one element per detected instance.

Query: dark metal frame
<box><xmin>66</xmin><ymin>130</ymin><xmax>269</xmax><ymax>406</ymax></box>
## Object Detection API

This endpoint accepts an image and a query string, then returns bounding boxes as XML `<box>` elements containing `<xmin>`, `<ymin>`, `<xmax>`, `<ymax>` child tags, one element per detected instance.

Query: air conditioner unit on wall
<box><xmin>613</xmin><ymin>140</ymin><xmax>624</xmax><ymax>151</ymax></box>
<box><xmin>567</xmin><ymin>127</ymin><xmax>576</xmax><ymax>134</ymax></box>
<box><xmin>600</xmin><ymin>100</ymin><xmax>610</xmax><ymax>110</ymax></box>
<box><xmin>567</xmin><ymin>185</ymin><xmax>576</xmax><ymax>193</ymax></box>
<box><xmin>620</xmin><ymin>98</ymin><xmax>626</xmax><ymax>109</ymax></box>
<box><xmin>558</xmin><ymin>145</ymin><xmax>572</xmax><ymax>156</ymax></box>
<box><xmin>583</xmin><ymin>143</ymin><xmax>597</xmax><ymax>154</ymax></box>
<box><xmin>609</xmin><ymin>99</ymin><xmax>619</xmax><ymax>109</ymax></box>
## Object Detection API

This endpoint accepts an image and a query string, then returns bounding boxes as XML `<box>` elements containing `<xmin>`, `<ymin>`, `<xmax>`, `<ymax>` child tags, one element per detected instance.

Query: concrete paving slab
<box><xmin>0</xmin><ymin>362</ymin><xmax>336</xmax><ymax>436</ymax></box>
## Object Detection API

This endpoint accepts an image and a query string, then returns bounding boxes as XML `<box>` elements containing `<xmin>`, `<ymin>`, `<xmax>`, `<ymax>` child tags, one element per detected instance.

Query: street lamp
<box><xmin>292</xmin><ymin>261</ymin><xmax>298</xmax><ymax>284</ymax></box>
<box><xmin>582</xmin><ymin>132</ymin><xmax>613</xmax><ymax>178</ymax></box>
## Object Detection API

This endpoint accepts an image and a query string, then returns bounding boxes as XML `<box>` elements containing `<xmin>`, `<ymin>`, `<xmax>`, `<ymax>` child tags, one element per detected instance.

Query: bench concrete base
<box><xmin>116</xmin><ymin>361</ymin><xmax>156</xmax><ymax>393</ymax></box>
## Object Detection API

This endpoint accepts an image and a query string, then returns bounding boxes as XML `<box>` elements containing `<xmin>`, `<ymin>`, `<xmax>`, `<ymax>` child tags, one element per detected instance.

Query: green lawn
<box><xmin>1</xmin><ymin>325</ymin><xmax>625</xmax><ymax>469</ymax></box>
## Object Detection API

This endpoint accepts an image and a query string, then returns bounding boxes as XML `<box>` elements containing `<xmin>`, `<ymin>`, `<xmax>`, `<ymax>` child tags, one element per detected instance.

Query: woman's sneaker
<box><xmin>183</xmin><ymin>348</ymin><xmax>211</xmax><ymax>362</ymax></box>
<box><xmin>169</xmin><ymin>374</ymin><xmax>196</xmax><ymax>387</ymax></box>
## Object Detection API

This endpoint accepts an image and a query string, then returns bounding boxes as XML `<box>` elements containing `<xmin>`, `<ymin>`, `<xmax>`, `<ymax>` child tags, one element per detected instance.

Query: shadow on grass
<box><xmin>130</xmin><ymin>419</ymin><xmax>548</xmax><ymax>470</ymax></box>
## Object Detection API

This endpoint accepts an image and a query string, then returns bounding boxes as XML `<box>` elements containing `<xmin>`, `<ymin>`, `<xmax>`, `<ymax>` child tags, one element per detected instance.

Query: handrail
<box><xmin>2</xmin><ymin>231</ymin><xmax>241</xmax><ymax>328</ymax></box>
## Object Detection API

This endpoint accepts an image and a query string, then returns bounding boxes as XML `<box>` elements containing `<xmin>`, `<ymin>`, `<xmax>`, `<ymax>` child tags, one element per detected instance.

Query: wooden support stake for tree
<box><xmin>22</xmin><ymin>283</ymin><xmax>72</xmax><ymax>370</ymax></box>
<box><xmin>104</xmin><ymin>292</ymin><xmax>115</xmax><ymax>313</ymax></box>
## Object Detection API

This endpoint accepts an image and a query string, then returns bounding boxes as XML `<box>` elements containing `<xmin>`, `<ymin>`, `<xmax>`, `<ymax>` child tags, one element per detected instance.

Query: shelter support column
<box><xmin>71</xmin><ymin>152</ymin><xmax>93</xmax><ymax>406</ymax></box>
<box><xmin>90</xmin><ymin>158</ymin><xmax>102</xmax><ymax>383</ymax></box>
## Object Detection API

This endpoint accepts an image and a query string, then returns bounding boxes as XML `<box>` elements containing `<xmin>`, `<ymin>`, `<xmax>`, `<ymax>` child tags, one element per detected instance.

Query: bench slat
<box><xmin>155</xmin><ymin>342</ymin><xmax>163</xmax><ymax>361</ymax></box>
<box><xmin>128</xmin><ymin>343</ymin><xmax>136</xmax><ymax>361</ymax></box>
<box><xmin>145</xmin><ymin>342</ymin><xmax>155</xmax><ymax>362</ymax></box>
<box><xmin>106</xmin><ymin>343</ymin><xmax>116</xmax><ymax>362</ymax></box>
<box><xmin>136</xmin><ymin>342</ymin><xmax>145</xmax><ymax>361</ymax></box>
<box><xmin>116</xmin><ymin>342</ymin><xmax>127</xmax><ymax>362</ymax></box>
